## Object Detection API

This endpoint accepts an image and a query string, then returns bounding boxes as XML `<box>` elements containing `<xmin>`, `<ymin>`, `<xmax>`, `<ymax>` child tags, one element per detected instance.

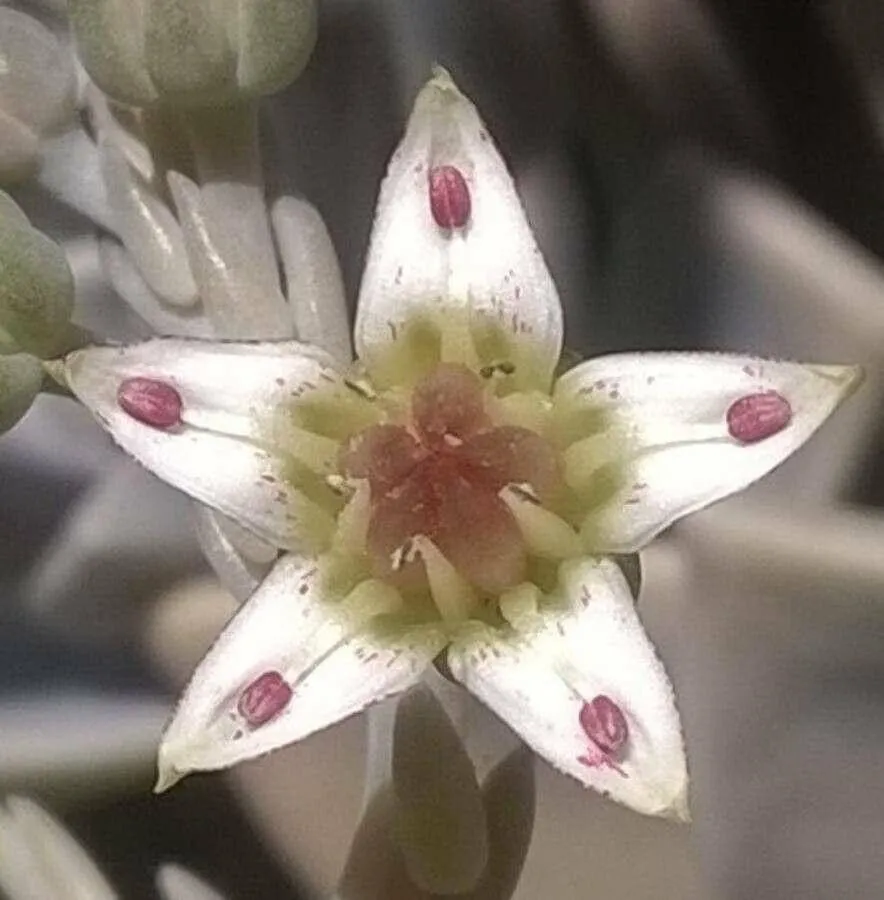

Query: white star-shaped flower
<box><xmin>63</xmin><ymin>69</ymin><xmax>860</xmax><ymax>821</ymax></box>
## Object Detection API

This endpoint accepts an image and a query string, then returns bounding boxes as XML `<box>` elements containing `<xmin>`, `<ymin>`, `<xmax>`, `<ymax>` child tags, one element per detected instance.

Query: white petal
<box><xmin>355</xmin><ymin>68</ymin><xmax>562</xmax><ymax>383</ymax></box>
<box><xmin>157</xmin><ymin>554</ymin><xmax>445</xmax><ymax>786</ymax></box>
<box><xmin>448</xmin><ymin>557</ymin><xmax>688</xmax><ymax>820</ymax></box>
<box><xmin>0</xmin><ymin>8</ymin><xmax>76</xmax><ymax>137</ymax></box>
<box><xmin>97</xmin><ymin>237</ymin><xmax>214</xmax><ymax>338</ymax></box>
<box><xmin>100</xmin><ymin>140</ymin><xmax>198</xmax><ymax>307</ymax></box>
<box><xmin>192</xmin><ymin>505</ymin><xmax>275</xmax><ymax>602</ymax></box>
<box><xmin>271</xmin><ymin>196</ymin><xmax>352</xmax><ymax>365</ymax></box>
<box><xmin>555</xmin><ymin>352</ymin><xmax>862</xmax><ymax>552</ymax></box>
<box><xmin>156</xmin><ymin>864</ymin><xmax>227</xmax><ymax>900</ymax></box>
<box><xmin>65</xmin><ymin>339</ymin><xmax>343</xmax><ymax>551</ymax></box>
<box><xmin>38</xmin><ymin>129</ymin><xmax>114</xmax><ymax>231</ymax></box>
<box><xmin>0</xmin><ymin>797</ymin><xmax>117</xmax><ymax>900</ymax></box>
<box><xmin>168</xmin><ymin>171</ymin><xmax>293</xmax><ymax>339</ymax></box>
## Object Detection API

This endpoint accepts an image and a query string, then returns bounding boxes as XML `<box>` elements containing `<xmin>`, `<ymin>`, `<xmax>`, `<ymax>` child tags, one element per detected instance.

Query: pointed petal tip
<box><xmin>415</xmin><ymin>65</ymin><xmax>468</xmax><ymax>115</ymax></box>
<box><xmin>812</xmin><ymin>362</ymin><xmax>864</xmax><ymax>399</ymax></box>
<box><xmin>649</xmin><ymin>783</ymin><xmax>692</xmax><ymax>825</ymax></box>
<box><xmin>669</xmin><ymin>788</ymin><xmax>692</xmax><ymax>824</ymax></box>
<box><xmin>154</xmin><ymin>748</ymin><xmax>188</xmax><ymax>794</ymax></box>
<box><xmin>427</xmin><ymin>64</ymin><xmax>456</xmax><ymax>92</ymax></box>
<box><xmin>430</xmin><ymin>62</ymin><xmax>453</xmax><ymax>81</ymax></box>
<box><xmin>643</xmin><ymin>781</ymin><xmax>690</xmax><ymax>823</ymax></box>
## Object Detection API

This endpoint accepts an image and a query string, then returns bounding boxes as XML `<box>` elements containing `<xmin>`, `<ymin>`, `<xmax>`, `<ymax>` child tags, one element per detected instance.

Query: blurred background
<box><xmin>3</xmin><ymin>0</ymin><xmax>884</xmax><ymax>897</ymax></box>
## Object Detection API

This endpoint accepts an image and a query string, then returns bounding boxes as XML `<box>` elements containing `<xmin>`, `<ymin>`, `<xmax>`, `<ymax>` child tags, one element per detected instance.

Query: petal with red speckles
<box><xmin>157</xmin><ymin>554</ymin><xmax>445</xmax><ymax>788</ymax></box>
<box><xmin>355</xmin><ymin>68</ymin><xmax>562</xmax><ymax>384</ymax></box>
<box><xmin>64</xmin><ymin>339</ymin><xmax>345</xmax><ymax>552</ymax></box>
<box><xmin>554</xmin><ymin>353</ymin><xmax>861</xmax><ymax>552</ymax></box>
<box><xmin>448</xmin><ymin>556</ymin><xmax>688</xmax><ymax>820</ymax></box>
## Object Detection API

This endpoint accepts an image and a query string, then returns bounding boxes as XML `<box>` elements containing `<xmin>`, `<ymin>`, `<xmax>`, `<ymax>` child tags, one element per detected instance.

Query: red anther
<box><xmin>237</xmin><ymin>671</ymin><xmax>293</xmax><ymax>728</ymax></box>
<box><xmin>429</xmin><ymin>165</ymin><xmax>471</xmax><ymax>229</ymax></box>
<box><xmin>726</xmin><ymin>390</ymin><xmax>792</xmax><ymax>444</ymax></box>
<box><xmin>117</xmin><ymin>377</ymin><xmax>182</xmax><ymax>429</ymax></box>
<box><xmin>580</xmin><ymin>695</ymin><xmax>629</xmax><ymax>755</ymax></box>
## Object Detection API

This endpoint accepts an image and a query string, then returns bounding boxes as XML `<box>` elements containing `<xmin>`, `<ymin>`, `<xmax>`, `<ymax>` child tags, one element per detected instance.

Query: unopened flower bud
<box><xmin>0</xmin><ymin>9</ymin><xmax>76</xmax><ymax>183</ymax></box>
<box><xmin>69</xmin><ymin>0</ymin><xmax>317</xmax><ymax>109</ymax></box>
<box><xmin>0</xmin><ymin>353</ymin><xmax>43</xmax><ymax>434</ymax></box>
<box><xmin>0</xmin><ymin>192</ymin><xmax>75</xmax><ymax>358</ymax></box>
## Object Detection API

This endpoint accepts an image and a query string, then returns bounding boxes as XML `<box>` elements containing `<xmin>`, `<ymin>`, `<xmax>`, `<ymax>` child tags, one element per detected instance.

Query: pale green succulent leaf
<box><xmin>68</xmin><ymin>0</ymin><xmax>158</xmax><ymax>106</ymax></box>
<box><xmin>0</xmin><ymin>194</ymin><xmax>74</xmax><ymax>358</ymax></box>
<box><xmin>0</xmin><ymin>353</ymin><xmax>43</xmax><ymax>434</ymax></box>
<box><xmin>145</xmin><ymin>0</ymin><xmax>237</xmax><ymax>105</ymax></box>
<box><xmin>236</xmin><ymin>0</ymin><xmax>318</xmax><ymax>98</ymax></box>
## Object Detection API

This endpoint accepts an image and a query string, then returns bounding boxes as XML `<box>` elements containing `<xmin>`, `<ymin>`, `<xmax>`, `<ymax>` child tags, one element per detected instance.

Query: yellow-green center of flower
<box><xmin>340</xmin><ymin>362</ymin><xmax>562</xmax><ymax>597</ymax></box>
<box><xmin>276</xmin><ymin>311</ymin><xmax>627</xmax><ymax>624</ymax></box>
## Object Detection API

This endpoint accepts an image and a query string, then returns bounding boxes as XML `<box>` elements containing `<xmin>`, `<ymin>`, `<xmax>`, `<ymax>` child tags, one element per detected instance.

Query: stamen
<box><xmin>332</xmin><ymin>481</ymin><xmax>371</xmax><ymax>554</ymax></box>
<box><xmin>413</xmin><ymin>536</ymin><xmax>477</xmax><ymax>621</ymax></box>
<box><xmin>438</xmin><ymin>311</ymin><xmax>480</xmax><ymax>368</ymax></box>
<box><xmin>325</xmin><ymin>473</ymin><xmax>353</xmax><ymax>496</ymax></box>
<box><xmin>500</xmin><ymin>486</ymin><xmax>582</xmax><ymax>559</ymax></box>
<box><xmin>238</xmin><ymin>671</ymin><xmax>293</xmax><ymax>728</ymax></box>
<box><xmin>428</xmin><ymin>164</ymin><xmax>471</xmax><ymax>229</ymax></box>
<box><xmin>276</xmin><ymin>425</ymin><xmax>340</xmax><ymax>474</ymax></box>
<box><xmin>499</xmin><ymin>582</ymin><xmax>542</xmax><ymax>630</ymax></box>
<box><xmin>343</xmin><ymin>377</ymin><xmax>377</xmax><ymax>400</ymax></box>
<box><xmin>726</xmin><ymin>391</ymin><xmax>792</xmax><ymax>444</ymax></box>
<box><xmin>390</xmin><ymin>539</ymin><xmax>415</xmax><ymax>573</ymax></box>
<box><xmin>479</xmin><ymin>361</ymin><xmax>516</xmax><ymax>379</ymax></box>
<box><xmin>339</xmin><ymin>578</ymin><xmax>403</xmax><ymax>619</ymax></box>
<box><xmin>117</xmin><ymin>377</ymin><xmax>182</xmax><ymax>429</ymax></box>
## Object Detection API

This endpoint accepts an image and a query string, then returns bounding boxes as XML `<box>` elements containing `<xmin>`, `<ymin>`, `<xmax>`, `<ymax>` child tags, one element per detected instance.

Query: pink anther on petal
<box><xmin>578</xmin><ymin>695</ymin><xmax>629</xmax><ymax>777</ymax></box>
<box><xmin>580</xmin><ymin>695</ymin><xmax>629</xmax><ymax>755</ymax></box>
<box><xmin>117</xmin><ymin>377</ymin><xmax>182</xmax><ymax>429</ymax></box>
<box><xmin>237</xmin><ymin>671</ymin><xmax>293</xmax><ymax>728</ymax></box>
<box><xmin>726</xmin><ymin>390</ymin><xmax>792</xmax><ymax>444</ymax></box>
<box><xmin>428</xmin><ymin>165</ymin><xmax>471</xmax><ymax>229</ymax></box>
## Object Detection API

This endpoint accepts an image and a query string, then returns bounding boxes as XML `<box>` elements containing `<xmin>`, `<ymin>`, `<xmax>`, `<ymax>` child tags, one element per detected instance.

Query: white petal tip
<box><xmin>812</xmin><ymin>363</ymin><xmax>864</xmax><ymax>397</ymax></box>
<box><xmin>427</xmin><ymin>64</ymin><xmax>456</xmax><ymax>92</ymax></box>
<box><xmin>415</xmin><ymin>66</ymin><xmax>467</xmax><ymax>115</ymax></box>
<box><xmin>668</xmin><ymin>789</ymin><xmax>691</xmax><ymax>824</ymax></box>
<box><xmin>646</xmin><ymin>784</ymin><xmax>690</xmax><ymax>823</ymax></box>
<box><xmin>154</xmin><ymin>749</ymin><xmax>188</xmax><ymax>793</ymax></box>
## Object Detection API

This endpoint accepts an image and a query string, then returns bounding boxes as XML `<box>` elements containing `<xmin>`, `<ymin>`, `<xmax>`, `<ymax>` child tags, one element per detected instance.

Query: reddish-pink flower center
<box><xmin>340</xmin><ymin>364</ymin><xmax>559</xmax><ymax>595</ymax></box>
<box><xmin>726</xmin><ymin>391</ymin><xmax>792</xmax><ymax>444</ymax></box>
<box><xmin>118</xmin><ymin>377</ymin><xmax>182</xmax><ymax>429</ymax></box>
<box><xmin>428</xmin><ymin>165</ymin><xmax>471</xmax><ymax>230</ymax></box>
<box><xmin>237</xmin><ymin>671</ymin><xmax>293</xmax><ymax>728</ymax></box>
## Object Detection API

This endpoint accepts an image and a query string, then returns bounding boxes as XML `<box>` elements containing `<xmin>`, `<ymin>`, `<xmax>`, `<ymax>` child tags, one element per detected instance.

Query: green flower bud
<box><xmin>0</xmin><ymin>9</ymin><xmax>77</xmax><ymax>183</ymax></box>
<box><xmin>69</xmin><ymin>0</ymin><xmax>317</xmax><ymax>109</ymax></box>
<box><xmin>0</xmin><ymin>352</ymin><xmax>43</xmax><ymax>434</ymax></box>
<box><xmin>0</xmin><ymin>192</ymin><xmax>75</xmax><ymax>358</ymax></box>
